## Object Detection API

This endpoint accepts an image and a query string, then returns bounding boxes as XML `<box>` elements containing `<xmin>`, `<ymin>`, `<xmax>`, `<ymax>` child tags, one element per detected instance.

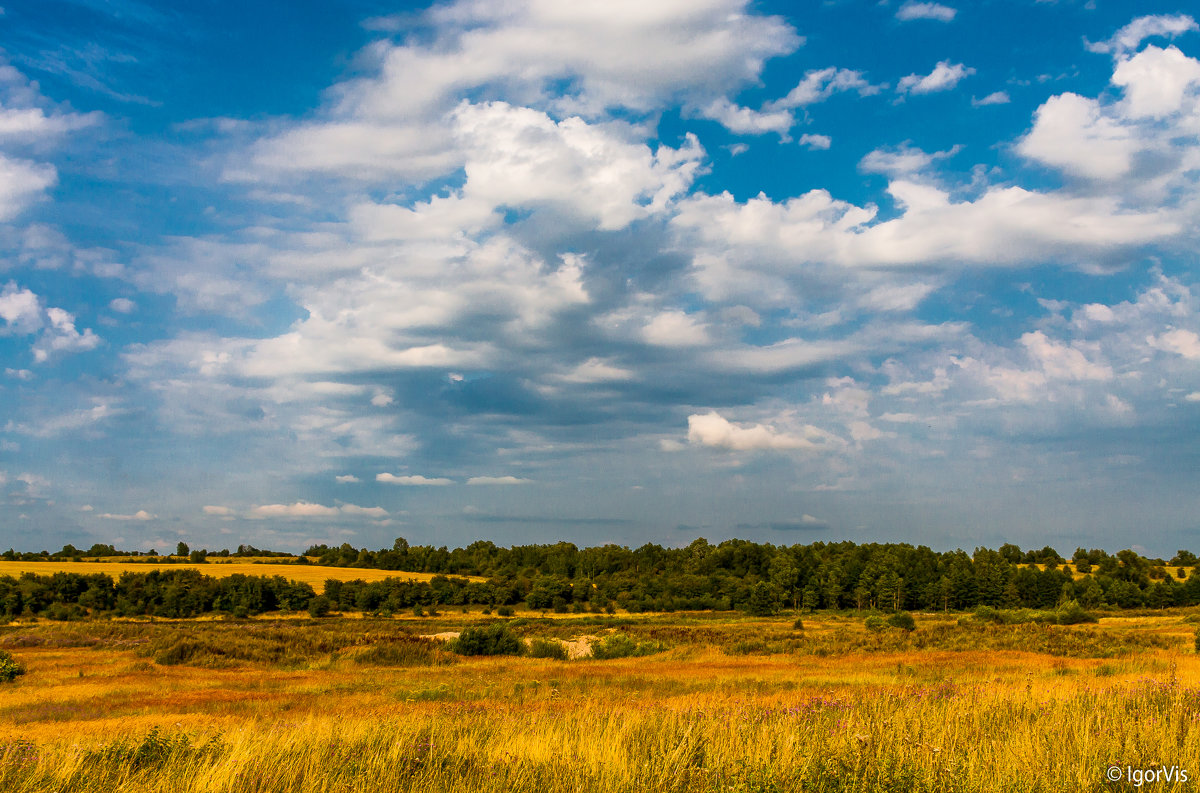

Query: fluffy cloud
<box><xmin>241</xmin><ymin>0</ymin><xmax>798</xmax><ymax>184</ymax></box>
<box><xmin>0</xmin><ymin>284</ymin><xmax>100</xmax><ymax>363</ymax></box>
<box><xmin>697</xmin><ymin>98</ymin><xmax>793</xmax><ymax>138</ymax></box>
<box><xmin>98</xmin><ymin>510</ymin><xmax>155</xmax><ymax>521</ymax></box>
<box><xmin>551</xmin><ymin>357</ymin><xmax>635</xmax><ymax>384</ymax></box>
<box><xmin>377</xmin><ymin>473</ymin><xmax>454</xmax><ymax>486</ymax></box>
<box><xmin>0</xmin><ymin>282</ymin><xmax>41</xmax><ymax>333</ymax></box>
<box><xmin>686</xmin><ymin>411</ymin><xmax>826</xmax><ymax>451</ymax></box>
<box><xmin>878</xmin><ymin>272</ymin><xmax>1200</xmax><ymax>424</ymax></box>
<box><xmin>641</xmin><ymin>310</ymin><xmax>710</xmax><ymax>347</ymax></box>
<box><xmin>859</xmin><ymin>143</ymin><xmax>960</xmax><ymax>176</ymax></box>
<box><xmin>972</xmin><ymin>91</ymin><xmax>1010</xmax><ymax>107</ymax></box>
<box><xmin>453</xmin><ymin>102</ymin><xmax>705</xmax><ymax>229</ymax></box>
<box><xmin>672</xmin><ymin>183</ymin><xmax>1175</xmax><ymax>308</ymax></box>
<box><xmin>895</xmin><ymin>3</ymin><xmax>956</xmax><ymax>23</ymax></box>
<box><xmin>1019</xmin><ymin>331</ymin><xmax>1113</xmax><ymax>381</ymax></box>
<box><xmin>1018</xmin><ymin>93</ymin><xmax>1140</xmax><ymax>180</ymax></box>
<box><xmin>771</xmin><ymin>67</ymin><xmax>880</xmax><ymax>108</ymax></box>
<box><xmin>32</xmin><ymin>307</ymin><xmax>100</xmax><ymax>362</ymax></box>
<box><xmin>0</xmin><ymin>61</ymin><xmax>97</xmax><ymax>220</ymax></box>
<box><xmin>466</xmin><ymin>476</ymin><xmax>533</xmax><ymax>485</ymax></box>
<box><xmin>1149</xmin><ymin>328</ymin><xmax>1200</xmax><ymax>359</ymax></box>
<box><xmin>1111</xmin><ymin>45</ymin><xmax>1200</xmax><ymax>119</ymax></box>
<box><xmin>1020</xmin><ymin>44</ymin><xmax>1200</xmax><ymax>188</ymax></box>
<box><xmin>249</xmin><ymin>502</ymin><xmax>387</xmax><ymax>518</ymax></box>
<box><xmin>1086</xmin><ymin>14</ymin><xmax>1197</xmax><ymax>56</ymax></box>
<box><xmin>797</xmin><ymin>134</ymin><xmax>832</xmax><ymax>150</ymax></box>
<box><xmin>338</xmin><ymin>504</ymin><xmax>389</xmax><ymax>518</ymax></box>
<box><xmin>0</xmin><ymin>154</ymin><xmax>56</xmax><ymax>221</ymax></box>
<box><xmin>897</xmin><ymin>61</ymin><xmax>974</xmax><ymax>95</ymax></box>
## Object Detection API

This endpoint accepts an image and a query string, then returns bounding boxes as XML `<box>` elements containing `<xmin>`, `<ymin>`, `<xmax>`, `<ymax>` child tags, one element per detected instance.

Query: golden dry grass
<box><xmin>0</xmin><ymin>611</ymin><xmax>1198</xmax><ymax>791</ymax></box>
<box><xmin>0</xmin><ymin>561</ymin><xmax>484</xmax><ymax>591</ymax></box>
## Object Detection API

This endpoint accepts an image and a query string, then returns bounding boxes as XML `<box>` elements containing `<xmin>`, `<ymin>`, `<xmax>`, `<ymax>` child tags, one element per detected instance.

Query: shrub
<box><xmin>0</xmin><ymin>650</ymin><xmax>25</xmax><ymax>682</ymax></box>
<box><xmin>528</xmin><ymin>638</ymin><xmax>568</xmax><ymax>660</ymax></box>
<box><xmin>972</xmin><ymin>606</ymin><xmax>1005</xmax><ymax>624</ymax></box>
<box><xmin>792</xmin><ymin>616</ymin><xmax>804</xmax><ymax>630</ymax></box>
<box><xmin>864</xmin><ymin>616</ymin><xmax>886</xmax><ymax>633</ymax></box>
<box><xmin>1054</xmin><ymin>600</ymin><xmax>1098</xmax><ymax>626</ymax></box>
<box><xmin>496</xmin><ymin>605</ymin><xmax>514</xmax><ymax>617</ymax></box>
<box><xmin>589</xmin><ymin>633</ymin><xmax>663</xmax><ymax>659</ymax></box>
<box><xmin>307</xmin><ymin>596</ymin><xmax>331</xmax><ymax>619</ymax></box>
<box><xmin>1194</xmin><ymin>626</ymin><xmax>1199</xmax><ymax>654</ymax></box>
<box><xmin>452</xmin><ymin>624</ymin><xmax>524</xmax><ymax>656</ymax></box>
<box><xmin>351</xmin><ymin>637</ymin><xmax>452</xmax><ymax>667</ymax></box>
<box><xmin>886</xmin><ymin>612</ymin><xmax>916</xmax><ymax>632</ymax></box>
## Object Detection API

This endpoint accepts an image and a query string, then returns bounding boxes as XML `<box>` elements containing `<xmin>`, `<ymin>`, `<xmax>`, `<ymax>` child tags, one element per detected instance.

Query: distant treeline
<box><xmin>1</xmin><ymin>542</ymin><xmax>290</xmax><ymax>562</ymax></box>
<box><xmin>300</xmin><ymin>538</ymin><xmax>1200</xmax><ymax>613</ymax></box>
<box><xmin>0</xmin><ymin>571</ymin><xmax>315</xmax><ymax>621</ymax></box>
<box><xmin>2</xmin><ymin>539</ymin><xmax>1200</xmax><ymax>618</ymax></box>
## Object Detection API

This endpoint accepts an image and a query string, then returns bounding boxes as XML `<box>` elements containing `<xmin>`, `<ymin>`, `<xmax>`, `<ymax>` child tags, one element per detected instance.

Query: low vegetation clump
<box><xmin>971</xmin><ymin>600</ymin><xmax>1098</xmax><ymax>626</ymax></box>
<box><xmin>589</xmin><ymin>633</ymin><xmax>664</xmax><ymax>659</ymax></box>
<box><xmin>0</xmin><ymin>649</ymin><xmax>24</xmax><ymax>682</ymax></box>
<box><xmin>527</xmin><ymin>637</ymin><xmax>568</xmax><ymax>660</ymax></box>
<box><xmin>451</xmin><ymin>623</ymin><xmax>524</xmax><ymax>656</ymax></box>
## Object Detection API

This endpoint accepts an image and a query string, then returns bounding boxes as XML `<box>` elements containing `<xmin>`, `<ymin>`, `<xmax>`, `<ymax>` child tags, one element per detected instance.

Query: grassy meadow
<box><xmin>1</xmin><ymin>608</ymin><xmax>1198</xmax><ymax>792</ymax></box>
<box><xmin>0</xmin><ymin>560</ymin><xmax>484</xmax><ymax>592</ymax></box>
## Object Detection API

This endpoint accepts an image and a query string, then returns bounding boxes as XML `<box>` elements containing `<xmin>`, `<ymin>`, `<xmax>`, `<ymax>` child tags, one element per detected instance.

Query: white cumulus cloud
<box><xmin>896</xmin><ymin>2</ymin><xmax>956</xmax><ymax>23</ymax></box>
<box><xmin>377</xmin><ymin>473</ymin><xmax>454</xmax><ymax>486</ymax></box>
<box><xmin>897</xmin><ymin>61</ymin><xmax>975</xmax><ymax>95</ymax></box>
<box><xmin>686</xmin><ymin>411</ymin><xmax>823</xmax><ymax>451</ymax></box>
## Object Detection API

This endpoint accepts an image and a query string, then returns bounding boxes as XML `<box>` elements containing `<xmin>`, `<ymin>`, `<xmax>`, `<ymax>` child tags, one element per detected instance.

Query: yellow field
<box><xmin>0</xmin><ymin>561</ymin><xmax>484</xmax><ymax>592</ymax></box>
<box><xmin>1022</xmin><ymin>562</ymin><xmax>1194</xmax><ymax>580</ymax></box>
<box><xmin>1</xmin><ymin>610</ymin><xmax>1198</xmax><ymax>792</ymax></box>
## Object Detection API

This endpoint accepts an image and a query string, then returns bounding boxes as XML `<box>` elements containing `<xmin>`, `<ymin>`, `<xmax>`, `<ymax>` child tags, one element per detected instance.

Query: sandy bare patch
<box><xmin>562</xmin><ymin>635</ymin><xmax>597</xmax><ymax>659</ymax></box>
<box><xmin>421</xmin><ymin>632</ymin><xmax>461</xmax><ymax>642</ymax></box>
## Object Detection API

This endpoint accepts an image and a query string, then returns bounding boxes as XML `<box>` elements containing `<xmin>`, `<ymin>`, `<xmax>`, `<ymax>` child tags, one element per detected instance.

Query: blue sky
<box><xmin>3</xmin><ymin>0</ymin><xmax>1200</xmax><ymax>556</ymax></box>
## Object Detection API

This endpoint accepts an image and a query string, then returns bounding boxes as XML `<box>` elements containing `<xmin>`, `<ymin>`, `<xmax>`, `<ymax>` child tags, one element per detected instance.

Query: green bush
<box><xmin>792</xmin><ymin>616</ymin><xmax>804</xmax><ymax>630</ymax></box>
<box><xmin>307</xmin><ymin>596</ymin><xmax>331</xmax><ymax>618</ymax></box>
<box><xmin>972</xmin><ymin>606</ymin><xmax>1005</xmax><ymax>624</ymax></box>
<box><xmin>0</xmin><ymin>650</ymin><xmax>25</xmax><ymax>682</ymax></box>
<box><xmin>1054</xmin><ymin>600</ymin><xmax>1098</xmax><ymax>625</ymax></box>
<box><xmin>589</xmin><ymin>633</ymin><xmax>663</xmax><ymax>659</ymax></box>
<box><xmin>528</xmin><ymin>638</ymin><xmax>567</xmax><ymax>660</ymax></box>
<box><xmin>864</xmin><ymin>615</ymin><xmax>886</xmax><ymax>633</ymax></box>
<box><xmin>496</xmin><ymin>606</ymin><xmax>514</xmax><ymax>617</ymax></box>
<box><xmin>452</xmin><ymin>623</ymin><xmax>524</xmax><ymax>656</ymax></box>
<box><xmin>1194</xmin><ymin>626</ymin><xmax>1199</xmax><ymax>654</ymax></box>
<box><xmin>886</xmin><ymin>612</ymin><xmax>916</xmax><ymax>632</ymax></box>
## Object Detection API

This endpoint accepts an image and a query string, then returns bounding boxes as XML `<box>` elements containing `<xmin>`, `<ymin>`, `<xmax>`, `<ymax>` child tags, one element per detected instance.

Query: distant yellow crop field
<box><xmin>1020</xmin><ymin>562</ymin><xmax>1194</xmax><ymax>580</ymax></box>
<box><xmin>0</xmin><ymin>561</ymin><xmax>484</xmax><ymax>592</ymax></box>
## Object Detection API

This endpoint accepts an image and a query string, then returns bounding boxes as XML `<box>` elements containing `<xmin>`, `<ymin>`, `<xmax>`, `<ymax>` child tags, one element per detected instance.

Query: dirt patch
<box><xmin>562</xmin><ymin>635</ymin><xmax>596</xmax><ymax>659</ymax></box>
<box><xmin>420</xmin><ymin>632</ymin><xmax>461</xmax><ymax>642</ymax></box>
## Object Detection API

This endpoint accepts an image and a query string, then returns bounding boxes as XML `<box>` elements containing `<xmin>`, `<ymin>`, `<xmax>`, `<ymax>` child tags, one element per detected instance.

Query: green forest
<box><xmin>2</xmin><ymin>539</ymin><xmax>1199</xmax><ymax>620</ymax></box>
